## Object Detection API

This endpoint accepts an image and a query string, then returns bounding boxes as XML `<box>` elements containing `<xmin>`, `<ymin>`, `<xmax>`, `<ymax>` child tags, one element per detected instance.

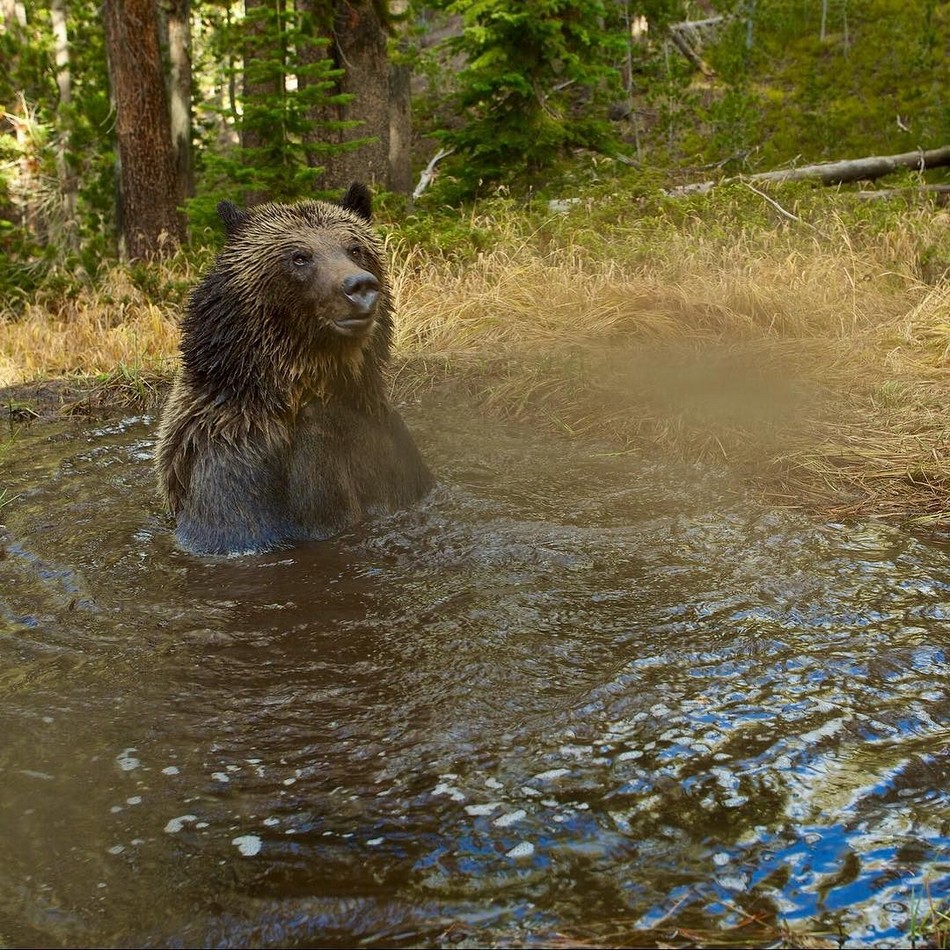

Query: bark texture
<box><xmin>299</xmin><ymin>0</ymin><xmax>409</xmax><ymax>192</ymax></box>
<box><xmin>668</xmin><ymin>145</ymin><xmax>950</xmax><ymax>196</ymax></box>
<box><xmin>162</xmin><ymin>0</ymin><xmax>194</xmax><ymax>201</ymax></box>
<box><xmin>103</xmin><ymin>0</ymin><xmax>185</xmax><ymax>259</ymax></box>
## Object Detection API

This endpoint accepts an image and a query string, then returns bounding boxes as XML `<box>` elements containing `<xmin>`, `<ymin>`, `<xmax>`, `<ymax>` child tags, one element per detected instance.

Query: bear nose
<box><xmin>342</xmin><ymin>271</ymin><xmax>380</xmax><ymax>315</ymax></box>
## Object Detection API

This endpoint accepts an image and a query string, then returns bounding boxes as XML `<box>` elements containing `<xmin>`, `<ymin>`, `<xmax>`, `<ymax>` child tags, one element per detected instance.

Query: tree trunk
<box><xmin>50</xmin><ymin>0</ymin><xmax>70</xmax><ymax>107</ymax></box>
<box><xmin>162</xmin><ymin>0</ymin><xmax>194</xmax><ymax>202</ymax></box>
<box><xmin>388</xmin><ymin>60</ymin><xmax>412</xmax><ymax>193</ymax></box>
<box><xmin>332</xmin><ymin>0</ymin><xmax>389</xmax><ymax>188</ymax></box>
<box><xmin>50</xmin><ymin>0</ymin><xmax>78</xmax><ymax>244</ymax></box>
<box><xmin>103</xmin><ymin>0</ymin><xmax>185</xmax><ymax>260</ymax></box>
<box><xmin>299</xmin><ymin>0</ymin><xmax>394</xmax><ymax>192</ymax></box>
<box><xmin>668</xmin><ymin>145</ymin><xmax>950</xmax><ymax>196</ymax></box>
<box><xmin>387</xmin><ymin>0</ymin><xmax>412</xmax><ymax>194</ymax></box>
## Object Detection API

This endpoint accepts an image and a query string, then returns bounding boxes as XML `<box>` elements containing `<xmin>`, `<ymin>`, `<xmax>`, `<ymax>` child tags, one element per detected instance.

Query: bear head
<box><xmin>213</xmin><ymin>182</ymin><xmax>388</xmax><ymax>347</ymax></box>
<box><xmin>179</xmin><ymin>183</ymin><xmax>393</xmax><ymax>404</ymax></box>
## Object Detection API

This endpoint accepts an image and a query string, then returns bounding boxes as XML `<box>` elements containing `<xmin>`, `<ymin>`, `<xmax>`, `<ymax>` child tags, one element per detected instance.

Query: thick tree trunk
<box><xmin>331</xmin><ymin>0</ymin><xmax>389</xmax><ymax>188</ymax></box>
<box><xmin>103</xmin><ymin>0</ymin><xmax>185</xmax><ymax>260</ymax></box>
<box><xmin>299</xmin><ymin>0</ymin><xmax>401</xmax><ymax>192</ymax></box>
<box><xmin>668</xmin><ymin>145</ymin><xmax>950</xmax><ymax>196</ymax></box>
<box><xmin>162</xmin><ymin>0</ymin><xmax>194</xmax><ymax>202</ymax></box>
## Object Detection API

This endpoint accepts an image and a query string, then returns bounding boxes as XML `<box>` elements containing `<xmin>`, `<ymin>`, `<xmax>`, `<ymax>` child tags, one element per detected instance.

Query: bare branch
<box><xmin>412</xmin><ymin>147</ymin><xmax>455</xmax><ymax>200</ymax></box>
<box><xmin>741</xmin><ymin>180</ymin><xmax>809</xmax><ymax>225</ymax></box>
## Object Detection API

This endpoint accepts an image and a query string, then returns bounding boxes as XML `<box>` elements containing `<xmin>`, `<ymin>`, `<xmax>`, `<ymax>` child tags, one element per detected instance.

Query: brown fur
<box><xmin>155</xmin><ymin>183</ymin><xmax>433</xmax><ymax>555</ymax></box>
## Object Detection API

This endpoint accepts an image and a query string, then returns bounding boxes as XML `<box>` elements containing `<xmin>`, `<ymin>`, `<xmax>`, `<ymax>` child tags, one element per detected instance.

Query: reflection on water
<box><xmin>1</xmin><ymin>404</ymin><xmax>949</xmax><ymax>947</ymax></box>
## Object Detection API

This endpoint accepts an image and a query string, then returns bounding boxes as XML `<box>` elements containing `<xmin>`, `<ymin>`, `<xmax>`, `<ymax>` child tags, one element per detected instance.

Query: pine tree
<box><xmin>187</xmin><ymin>0</ymin><xmax>355</xmax><ymax>219</ymax></box>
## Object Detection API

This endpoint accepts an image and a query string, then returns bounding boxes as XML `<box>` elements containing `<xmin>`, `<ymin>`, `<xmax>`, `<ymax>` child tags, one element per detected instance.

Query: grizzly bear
<box><xmin>155</xmin><ymin>183</ymin><xmax>433</xmax><ymax>555</ymax></box>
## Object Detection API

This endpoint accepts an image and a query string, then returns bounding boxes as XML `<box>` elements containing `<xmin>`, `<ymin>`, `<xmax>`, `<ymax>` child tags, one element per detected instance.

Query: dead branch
<box><xmin>412</xmin><ymin>147</ymin><xmax>455</xmax><ymax>200</ymax></box>
<box><xmin>667</xmin><ymin>18</ymin><xmax>724</xmax><ymax>77</ymax></box>
<box><xmin>741</xmin><ymin>180</ymin><xmax>811</xmax><ymax>226</ymax></box>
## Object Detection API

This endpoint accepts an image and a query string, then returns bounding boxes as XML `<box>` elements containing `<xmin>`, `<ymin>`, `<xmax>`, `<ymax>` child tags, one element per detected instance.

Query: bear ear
<box><xmin>217</xmin><ymin>200</ymin><xmax>249</xmax><ymax>238</ymax></box>
<box><xmin>340</xmin><ymin>182</ymin><xmax>373</xmax><ymax>222</ymax></box>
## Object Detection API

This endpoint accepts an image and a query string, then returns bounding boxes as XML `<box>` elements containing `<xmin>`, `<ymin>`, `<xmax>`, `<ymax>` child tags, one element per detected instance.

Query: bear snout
<box><xmin>342</xmin><ymin>271</ymin><xmax>380</xmax><ymax>316</ymax></box>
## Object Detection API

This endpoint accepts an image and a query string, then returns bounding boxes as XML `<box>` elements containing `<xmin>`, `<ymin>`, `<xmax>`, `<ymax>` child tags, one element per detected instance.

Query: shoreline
<box><xmin>3</xmin><ymin>342</ymin><xmax>947</xmax><ymax>539</ymax></box>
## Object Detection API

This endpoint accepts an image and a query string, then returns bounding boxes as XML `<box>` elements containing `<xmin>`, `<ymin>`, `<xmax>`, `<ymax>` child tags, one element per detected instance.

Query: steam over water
<box><xmin>1</xmin><ymin>404</ymin><xmax>949</xmax><ymax>947</ymax></box>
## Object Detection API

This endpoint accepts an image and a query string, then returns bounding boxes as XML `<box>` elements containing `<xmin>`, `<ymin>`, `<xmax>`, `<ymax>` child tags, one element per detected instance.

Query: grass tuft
<box><xmin>908</xmin><ymin>887</ymin><xmax>950</xmax><ymax>949</ymax></box>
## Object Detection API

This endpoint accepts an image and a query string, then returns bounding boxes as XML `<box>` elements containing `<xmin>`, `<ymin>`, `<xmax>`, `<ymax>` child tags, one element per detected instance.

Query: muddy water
<box><xmin>1</xmin><ymin>403</ymin><xmax>949</xmax><ymax>948</ymax></box>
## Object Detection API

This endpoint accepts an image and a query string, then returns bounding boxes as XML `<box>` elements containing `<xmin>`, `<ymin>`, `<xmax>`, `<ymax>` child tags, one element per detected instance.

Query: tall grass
<box><xmin>3</xmin><ymin>189</ymin><xmax>945</xmax><ymax>381</ymax></box>
<box><xmin>392</xmin><ymin>189</ymin><xmax>947</xmax><ymax>352</ymax></box>
<box><xmin>0</xmin><ymin>264</ymin><xmax>187</xmax><ymax>386</ymax></box>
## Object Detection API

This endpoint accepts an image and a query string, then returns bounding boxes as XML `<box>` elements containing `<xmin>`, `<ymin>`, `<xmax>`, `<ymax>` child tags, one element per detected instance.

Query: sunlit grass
<box><xmin>0</xmin><ymin>264</ymin><xmax>182</xmax><ymax>387</ymax></box>
<box><xmin>388</xmin><ymin>207</ymin><xmax>926</xmax><ymax>355</ymax></box>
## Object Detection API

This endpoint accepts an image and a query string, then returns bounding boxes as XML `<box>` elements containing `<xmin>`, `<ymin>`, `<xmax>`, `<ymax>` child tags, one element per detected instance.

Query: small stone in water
<box><xmin>232</xmin><ymin>834</ymin><xmax>262</xmax><ymax>856</ymax></box>
<box><xmin>506</xmin><ymin>841</ymin><xmax>534</xmax><ymax>859</ymax></box>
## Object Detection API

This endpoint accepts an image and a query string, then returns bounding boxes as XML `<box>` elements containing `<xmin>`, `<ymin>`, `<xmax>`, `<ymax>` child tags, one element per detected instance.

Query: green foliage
<box><xmin>2</xmin><ymin>0</ymin><xmax>950</xmax><ymax>291</ymax></box>
<box><xmin>695</xmin><ymin>0</ymin><xmax>950</xmax><ymax>170</ymax></box>
<box><xmin>431</xmin><ymin>0</ymin><xmax>629</xmax><ymax>196</ymax></box>
<box><xmin>185</xmin><ymin>2</ymin><xmax>363</xmax><ymax>232</ymax></box>
<box><xmin>908</xmin><ymin>888</ymin><xmax>950</xmax><ymax>949</ymax></box>
<box><xmin>392</xmin><ymin>158</ymin><xmax>950</xmax><ymax>288</ymax></box>
<box><xmin>1</xmin><ymin>0</ymin><xmax>116</xmax><ymax>262</ymax></box>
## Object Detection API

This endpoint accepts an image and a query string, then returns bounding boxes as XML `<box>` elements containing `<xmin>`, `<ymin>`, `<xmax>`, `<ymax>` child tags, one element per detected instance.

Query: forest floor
<box><xmin>2</xmin><ymin>182</ymin><xmax>949</xmax><ymax>534</ymax></box>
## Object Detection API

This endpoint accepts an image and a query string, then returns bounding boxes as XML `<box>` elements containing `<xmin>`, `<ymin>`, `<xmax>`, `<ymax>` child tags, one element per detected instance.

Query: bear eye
<box><xmin>291</xmin><ymin>250</ymin><xmax>312</xmax><ymax>267</ymax></box>
<box><xmin>347</xmin><ymin>244</ymin><xmax>364</xmax><ymax>261</ymax></box>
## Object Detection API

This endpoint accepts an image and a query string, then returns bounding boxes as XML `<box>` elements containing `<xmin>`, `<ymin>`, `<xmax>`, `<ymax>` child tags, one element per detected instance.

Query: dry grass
<box><xmin>385</xmin><ymin>200</ymin><xmax>949</xmax><ymax>528</ymax></box>
<box><xmin>1</xmin><ymin>192</ymin><xmax>948</xmax><ymax>526</ymax></box>
<box><xmin>0</xmin><ymin>265</ymin><xmax>181</xmax><ymax>386</ymax></box>
<box><xmin>388</xmin><ymin>228</ymin><xmax>898</xmax><ymax>355</ymax></box>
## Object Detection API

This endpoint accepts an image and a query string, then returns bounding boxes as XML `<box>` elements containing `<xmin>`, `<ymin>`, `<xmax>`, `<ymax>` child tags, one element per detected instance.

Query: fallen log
<box><xmin>666</xmin><ymin>145</ymin><xmax>950</xmax><ymax>197</ymax></box>
<box><xmin>667</xmin><ymin>19</ymin><xmax>721</xmax><ymax>77</ymax></box>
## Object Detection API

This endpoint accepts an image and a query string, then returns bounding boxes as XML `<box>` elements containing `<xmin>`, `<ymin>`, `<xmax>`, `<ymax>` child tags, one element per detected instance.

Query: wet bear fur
<box><xmin>155</xmin><ymin>183</ymin><xmax>433</xmax><ymax>555</ymax></box>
